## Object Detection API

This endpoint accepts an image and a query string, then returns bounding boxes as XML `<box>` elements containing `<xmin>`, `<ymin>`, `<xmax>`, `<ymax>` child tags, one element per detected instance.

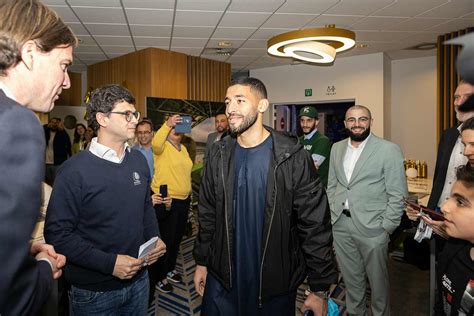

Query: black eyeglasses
<box><xmin>109</xmin><ymin>111</ymin><xmax>140</xmax><ymax>122</ymax></box>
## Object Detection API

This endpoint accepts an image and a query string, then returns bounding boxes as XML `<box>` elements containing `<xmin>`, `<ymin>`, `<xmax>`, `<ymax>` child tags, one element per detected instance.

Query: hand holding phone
<box><xmin>175</xmin><ymin>115</ymin><xmax>192</xmax><ymax>134</ymax></box>
<box><xmin>403</xmin><ymin>197</ymin><xmax>445</xmax><ymax>221</ymax></box>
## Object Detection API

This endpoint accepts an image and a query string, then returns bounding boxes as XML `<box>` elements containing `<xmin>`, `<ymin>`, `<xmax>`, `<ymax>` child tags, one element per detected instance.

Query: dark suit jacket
<box><xmin>0</xmin><ymin>91</ymin><xmax>53</xmax><ymax>315</ymax></box>
<box><xmin>44</xmin><ymin>125</ymin><xmax>71</xmax><ymax>165</ymax></box>
<box><xmin>427</xmin><ymin>128</ymin><xmax>459</xmax><ymax>209</ymax></box>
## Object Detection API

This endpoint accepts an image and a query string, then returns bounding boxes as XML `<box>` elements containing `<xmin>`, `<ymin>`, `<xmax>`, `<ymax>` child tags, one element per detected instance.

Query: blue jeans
<box><xmin>69</xmin><ymin>270</ymin><xmax>149</xmax><ymax>316</ymax></box>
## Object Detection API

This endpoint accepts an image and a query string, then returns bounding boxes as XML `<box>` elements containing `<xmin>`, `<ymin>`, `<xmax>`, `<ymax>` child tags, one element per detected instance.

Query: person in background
<box><xmin>0</xmin><ymin>0</ymin><xmax>75</xmax><ymax>314</ymax></box>
<box><xmin>327</xmin><ymin>105</ymin><xmax>408</xmax><ymax>316</ymax></box>
<box><xmin>133</xmin><ymin>119</ymin><xmax>154</xmax><ymax>177</ymax></box>
<box><xmin>204</xmin><ymin>112</ymin><xmax>229</xmax><ymax>164</ymax></box>
<box><xmin>149</xmin><ymin>114</ymin><xmax>193</xmax><ymax>295</ymax></box>
<box><xmin>194</xmin><ymin>77</ymin><xmax>337</xmax><ymax>315</ymax></box>
<box><xmin>72</xmin><ymin>123</ymin><xmax>87</xmax><ymax>155</ymax></box>
<box><xmin>44</xmin><ymin>117</ymin><xmax>72</xmax><ymax>185</ymax></box>
<box><xmin>298</xmin><ymin>106</ymin><xmax>332</xmax><ymax>187</ymax></box>
<box><xmin>45</xmin><ymin>84</ymin><xmax>166</xmax><ymax>315</ymax></box>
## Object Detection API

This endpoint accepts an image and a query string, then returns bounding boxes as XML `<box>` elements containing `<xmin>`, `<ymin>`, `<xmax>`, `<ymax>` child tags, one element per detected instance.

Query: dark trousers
<box><xmin>148</xmin><ymin>197</ymin><xmax>190</xmax><ymax>302</ymax></box>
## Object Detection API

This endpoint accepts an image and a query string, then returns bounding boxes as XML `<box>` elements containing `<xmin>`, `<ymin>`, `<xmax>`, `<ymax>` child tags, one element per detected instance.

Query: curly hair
<box><xmin>86</xmin><ymin>85</ymin><xmax>136</xmax><ymax>131</ymax></box>
<box><xmin>0</xmin><ymin>0</ymin><xmax>77</xmax><ymax>75</ymax></box>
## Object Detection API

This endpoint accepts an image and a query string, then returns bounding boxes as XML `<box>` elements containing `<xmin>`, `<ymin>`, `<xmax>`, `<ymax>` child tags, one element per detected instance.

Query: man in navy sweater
<box><xmin>45</xmin><ymin>84</ymin><xmax>166</xmax><ymax>315</ymax></box>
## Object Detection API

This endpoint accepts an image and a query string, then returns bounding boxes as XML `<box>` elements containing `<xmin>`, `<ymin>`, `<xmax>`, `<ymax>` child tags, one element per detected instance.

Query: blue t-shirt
<box><xmin>232</xmin><ymin>135</ymin><xmax>273</xmax><ymax>311</ymax></box>
<box><xmin>133</xmin><ymin>145</ymin><xmax>154</xmax><ymax>177</ymax></box>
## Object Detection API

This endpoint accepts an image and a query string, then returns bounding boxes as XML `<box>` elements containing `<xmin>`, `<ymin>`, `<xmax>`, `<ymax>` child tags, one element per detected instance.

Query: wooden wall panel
<box><xmin>87</xmin><ymin>49</ymin><xmax>152</xmax><ymax>114</ymax></box>
<box><xmin>149</xmin><ymin>48</ymin><xmax>188</xmax><ymax>101</ymax></box>
<box><xmin>437</xmin><ymin>27</ymin><xmax>473</xmax><ymax>140</ymax></box>
<box><xmin>57</xmin><ymin>71</ymin><xmax>82</xmax><ymax>106</ymax></box>
<box><xmin>187</xmin><ymin>56</ymin><xmax>231</xmax><ymax>102</ymax></box>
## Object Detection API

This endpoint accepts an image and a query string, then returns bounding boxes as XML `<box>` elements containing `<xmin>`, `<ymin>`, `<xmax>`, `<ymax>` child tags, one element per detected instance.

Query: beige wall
<box><xmin>252</xmin><ymin>52</ymin><xmax>386</xmax><ymax>137</ymax></box>
<box><xmin>391</xmin><ymin>56</ymin><xmax>437</xmax><ymax>177</ymax></box>
<box><xmin>251</xmin><ymin>52</ymin><xmax>438</xmax><ymax>177</ymax></box>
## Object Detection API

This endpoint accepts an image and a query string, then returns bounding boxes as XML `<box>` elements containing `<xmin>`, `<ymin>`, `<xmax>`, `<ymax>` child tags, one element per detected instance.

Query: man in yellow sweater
<box><xmin>148</xmin><ymin>114</ymin><xmax>193</xmax><ymax>298</ymax></box>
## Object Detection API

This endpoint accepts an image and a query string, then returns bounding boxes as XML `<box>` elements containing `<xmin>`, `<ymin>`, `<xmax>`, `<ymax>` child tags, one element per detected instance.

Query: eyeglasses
<box><xmin>345</xmin><ymin>116</ymin><xmax>370</xmax><ymax>124</ymax></box>
<box><xmin>109</xmin><ymin>111</ymin><xmax>140</xmax><ymax>122</ymax></box>
<box><xmin>136</xmin><ymin>131</ymin><xmax>152</xmax><ymax>135</ymax></box>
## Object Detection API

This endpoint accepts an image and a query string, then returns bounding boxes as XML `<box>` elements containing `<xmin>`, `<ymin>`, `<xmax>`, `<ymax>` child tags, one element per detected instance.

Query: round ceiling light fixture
<box><xmin>283</xmin><ymin>41</ymin><xmax>336</xmax><ymax>63</ymax></box>
<box><xmin>267</xmin><ymin>25</ymin><xmax>356</xmax><ymax>64</ymax></box>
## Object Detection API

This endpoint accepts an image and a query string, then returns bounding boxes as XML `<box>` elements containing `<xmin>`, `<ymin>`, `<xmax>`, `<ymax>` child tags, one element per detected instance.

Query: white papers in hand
<box><xmin>311</xmin><ymin>154</ymin><xmax>326</xmax><ymax>167</ymax></box>
<box><xmin>138</xmin><ymin>236</ymin><xmax>158</xmax><ymax>258</ymax></box>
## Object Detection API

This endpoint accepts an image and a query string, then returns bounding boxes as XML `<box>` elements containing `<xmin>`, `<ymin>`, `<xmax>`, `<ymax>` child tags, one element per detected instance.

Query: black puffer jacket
<box><xmin>194</xmin><ymin>127</ymin><xmax>337</xmax><ymax>305</ymax></box>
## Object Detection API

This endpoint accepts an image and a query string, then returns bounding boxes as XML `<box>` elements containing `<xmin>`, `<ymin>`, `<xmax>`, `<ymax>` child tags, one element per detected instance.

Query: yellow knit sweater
<box><xmin>151</xmin><ymin>124</ymin><xmax>193</xmax><ymax>200</ymax></box>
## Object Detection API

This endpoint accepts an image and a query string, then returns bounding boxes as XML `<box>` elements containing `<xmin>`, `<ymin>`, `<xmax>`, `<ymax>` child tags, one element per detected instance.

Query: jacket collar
<box><xmin>220</xmin><ymin>125</ymin><xmax>303</xmax><ymax>164</ymax></box>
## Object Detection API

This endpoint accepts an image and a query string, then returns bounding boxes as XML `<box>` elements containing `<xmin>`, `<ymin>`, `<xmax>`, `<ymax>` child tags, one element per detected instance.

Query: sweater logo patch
<box><xmin>133</xmin><ymin>172</ymin><xmax>141</xmax><ymax>186</ymax></box>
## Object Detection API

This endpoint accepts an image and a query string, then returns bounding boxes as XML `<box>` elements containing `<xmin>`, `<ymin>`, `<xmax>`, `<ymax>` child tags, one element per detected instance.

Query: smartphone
<box><xmin>175</xmin><ymin>116</ymin><xmax>192</xmax><ymax>134</ymax></box>
<box><xmin>159</xmin><ymin>184</ymin><xmax>168</xmax><ymax>198</ymax></box>
<box><xmin>403</xmin><ymin>197</ymin><xmax>445</xmax><ymax>221</ymax></box>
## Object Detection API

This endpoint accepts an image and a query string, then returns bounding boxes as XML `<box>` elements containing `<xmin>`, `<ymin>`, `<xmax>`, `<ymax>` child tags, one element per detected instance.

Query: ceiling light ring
<box><xmin>283</xmin><ymin>41</ymin><xmax>336</xmax><ymax>63</ymax></box>
<box><xmin>267</xmin><ymin>27</ymin><xmax>356</xmax><ymax>64</ymax></box>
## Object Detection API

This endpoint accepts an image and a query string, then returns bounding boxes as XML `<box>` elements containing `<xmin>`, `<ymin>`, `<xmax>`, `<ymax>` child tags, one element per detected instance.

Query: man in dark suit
<box><xmin>203</xmin><ymin>112</ymin><xmax>228</xmax><ymax>164</ymax></box>
<box><xmin>428</xmin><ymin>80</ymin><xmax>474</xmax><ymax>210</ymax></box>
<box><xmin>0</xmin><ymin>0</ymin><xmax>77</xmax><ymax>314</ymax></box>
<box><xmin>44</xmin><ymin>117</ymin><xmax>72</xmax><ymax>185</ymax></box>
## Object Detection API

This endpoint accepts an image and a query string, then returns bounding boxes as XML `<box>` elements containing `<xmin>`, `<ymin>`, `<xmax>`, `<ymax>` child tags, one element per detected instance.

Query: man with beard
<box><xmin>44</xmin><ymin>117</ymin><xmax>72</xmax><ymax>185</ymax></box>
<box><xmin>204</xmin><ymin>112</ymin><xmax>229</xmax><ymax>164</ymax></box>
<box><xmin>299</xmin><ymin>106</ymin><xmax>331</xmax><ymax>187</ymax></box>
<box><xmin>327</xmin><ymin>105</ymin><xmax>408</xmax><ymax>316</ymax></box>
<box><xmin>194</xmin><ymin>77</ymin><xmax>337</xmax><ymax>315</ymax></box>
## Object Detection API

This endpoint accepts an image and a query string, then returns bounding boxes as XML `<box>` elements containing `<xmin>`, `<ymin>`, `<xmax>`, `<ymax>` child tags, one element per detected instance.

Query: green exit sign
<box><xmin>305</xmin><ymin>89</ymin><xmax>312</xmax><ymax>97</ymax></box>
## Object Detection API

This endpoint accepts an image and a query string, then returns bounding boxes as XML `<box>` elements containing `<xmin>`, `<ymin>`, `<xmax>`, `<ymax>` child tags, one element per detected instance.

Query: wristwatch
<box><xmin>305</xmin><ymin>289</ymin><xmax>330</xmax><ymax>300</ymax></box>
<box><xmin>313</xmin><ymin>290</ymin><xmax>330</xmax><ymax>300</ymax></box>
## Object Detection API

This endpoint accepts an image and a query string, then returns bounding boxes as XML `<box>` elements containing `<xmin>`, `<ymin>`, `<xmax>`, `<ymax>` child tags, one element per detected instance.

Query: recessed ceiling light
<box><xmin>218</xmin><ymin>41</ymin><xmax>232</xmax><ymax>48</ymax></box>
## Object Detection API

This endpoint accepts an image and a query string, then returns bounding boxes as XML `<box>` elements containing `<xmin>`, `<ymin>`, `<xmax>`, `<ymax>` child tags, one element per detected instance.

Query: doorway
<box><xmin>273</xmin><ymin>100</ymin><xmax>355</xmax><ymax>143</ymax></box>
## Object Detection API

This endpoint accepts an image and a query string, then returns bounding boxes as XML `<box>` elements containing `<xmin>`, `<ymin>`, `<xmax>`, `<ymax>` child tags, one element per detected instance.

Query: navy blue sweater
<box><xmin>45</xmin><ymin>149</ymin><xmax>159</xmax><ymax>291</ymax></box>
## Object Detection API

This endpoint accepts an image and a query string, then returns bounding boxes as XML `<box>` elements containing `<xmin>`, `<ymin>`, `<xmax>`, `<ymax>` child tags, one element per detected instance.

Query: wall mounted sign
<box><xmin>305</xmin><ymin>88</ymin><xmax>312</xmax><ymax>97</ymax></box>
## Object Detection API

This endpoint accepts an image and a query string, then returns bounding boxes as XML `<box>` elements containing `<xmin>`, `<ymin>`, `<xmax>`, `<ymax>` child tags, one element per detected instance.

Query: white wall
<box><xmin>391</xmin><ymin>56</ymin><xmax>437</xmax><ymax>177</ymax></box>
<box><xmin>252</xmin><ymin>53</ymin><xmax>386</xmax><ymax>137</ymax></box>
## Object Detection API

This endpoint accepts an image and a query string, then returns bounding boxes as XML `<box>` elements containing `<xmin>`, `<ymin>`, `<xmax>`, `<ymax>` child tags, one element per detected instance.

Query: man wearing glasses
<box><xmin>326</xmin><ymin>105</ymin><xmax>407</xmax><ymax>316</ymax></box>
<box><xmin>134</xmin><ymin>119</ymin><xmax>155</xmax><ymax>177</ymax></box>
<box><xmin>45</xmin><ymin>84</ymin><xmax>166</xmax><ymax>315</ymax></box>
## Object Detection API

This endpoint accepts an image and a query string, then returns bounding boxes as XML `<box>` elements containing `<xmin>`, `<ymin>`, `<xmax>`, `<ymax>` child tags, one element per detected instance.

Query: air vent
<box><xmin>404</xmin><ymin>42</ymin><xmax>437</xmax><ymax>50</ymax></box>
<box><xmin>202</xmin><ymin>47</ymin><xmax>237</xmax><ymax>56</ymax></box>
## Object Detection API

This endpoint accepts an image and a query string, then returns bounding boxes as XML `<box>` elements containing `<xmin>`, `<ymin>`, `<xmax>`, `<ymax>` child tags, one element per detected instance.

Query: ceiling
<box><xmin>43</xmin><ymin>0</ymin><xmax>474</xmax><ymax>73</ymax></box>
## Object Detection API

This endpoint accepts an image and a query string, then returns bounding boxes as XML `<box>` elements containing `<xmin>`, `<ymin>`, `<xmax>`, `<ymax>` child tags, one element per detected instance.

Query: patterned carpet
<box><xmin>147</xmin><ymin>231</ymin><xmax>350</xmax><ymax>316</ymax></box>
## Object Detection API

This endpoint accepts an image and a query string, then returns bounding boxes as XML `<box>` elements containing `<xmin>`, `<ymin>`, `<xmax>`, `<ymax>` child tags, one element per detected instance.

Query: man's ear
<box><xmin>258</xmin><ymin>98</ymin><xmax>269</xmax><ymax>113</ymax></box>
<box><xmin>20</xmin><ymin>40</ymin><xmax>39</xmax><ymax>71</ymax></box>
<box><xmin>96</xmin><ymin>112</ymin><xmax>108</xmax><ymax>128</ymax></box>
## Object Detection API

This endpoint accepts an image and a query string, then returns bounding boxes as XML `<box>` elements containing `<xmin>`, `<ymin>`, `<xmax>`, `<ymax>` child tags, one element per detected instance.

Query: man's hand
<box><xmin>405</xmin><ymin>204</ymin><xmax>420</xmax><ymax>221</ymax></box>
<box><xmin>31</xmin><ymin>242</ymin><xmax>67</xmax><ymax>278</ymax></box>
<box><xmin>194</xmin><ymin>265</ymin><xmax>208</xmax><ymax>297</ymax></box>
<box><xmin>301</xmin><ymin>292</ymin><xmax>328</xmax><ymax>316</ymax></box>
<box><xmin>422</xmin><ymin>215</ymin><xmax>449</xmax><ymax>239</ymax></box>
<box><xmin>166</xmin><ymin>114</ymin><xmax>182</xmax><ymax>128</ymax></box>
<box><xmin>146</xmin><ymin>238</ymin><xmax>166</xmax><ymax>266</ymax></box>
<box><xmin>35</xmin><ymin>251</ymin><xmax>64</xmax><ymax>279</ymax></box>
<box><xmin>112</xmin><ymin>255</ymin><xmax>144</xmax><ymax>280</ymax></box>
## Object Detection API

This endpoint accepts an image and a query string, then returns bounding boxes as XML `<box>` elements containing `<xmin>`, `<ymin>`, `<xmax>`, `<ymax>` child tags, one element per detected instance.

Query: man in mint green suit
<box><xmin>327</xmin><ymin>105</ymin><xmax>407</xmax><ymax>316</ymax></box>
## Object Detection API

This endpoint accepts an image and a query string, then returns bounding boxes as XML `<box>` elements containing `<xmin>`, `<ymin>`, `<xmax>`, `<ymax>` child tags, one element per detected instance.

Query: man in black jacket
<box><xmin>193</xmin><ymin>77</ymin><xmax>337</xmax><ymax>315</ymax></box>
<box><xmin>44</xmin><ymin>117</ymin><xmax>72</xmax><ymax>185</ymax></box>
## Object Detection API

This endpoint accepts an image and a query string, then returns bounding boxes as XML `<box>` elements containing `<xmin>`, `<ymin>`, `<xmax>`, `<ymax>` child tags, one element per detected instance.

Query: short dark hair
<box><xmin>461</xmin><ymin>117</ymin><xmax>474</xmax><ymax>132</ymax></box>
<box><xmin>229</xmin><ymin>77</ymin><xmax>268</xmax><ymax>99</ymax></box>
<box><xmin>86</xmin><ymin>84</ymin><xmax>135</xmax><ymax>131</ymax></box>
<box><xmin>137</xmin><ymin>119</ymin><xmax>153</xmax><ymax>131</ymax></box>
<box><xmin>456</xmin><ymin>165</ymin><xmax>474</xmax><ymax>188</ymax></box>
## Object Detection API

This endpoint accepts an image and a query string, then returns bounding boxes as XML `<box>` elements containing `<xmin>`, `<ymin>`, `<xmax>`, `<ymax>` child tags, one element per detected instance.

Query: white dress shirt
<box><xmin>343</xmin><ymin>134</ymin><xmax>371</xmax><ymax>209</ymax></box>
<box><xmin>0</xmin><ymin>82</ymin><xmax>17</xmax><ymax>102</ymax></box>
<box><xmin>89</xmin><ymin>137</ymin><xmax>130</xmax><ymax>163</ymax></box>
<box><xmin>437</xmin><ymin>125</ymin><xmax>467</xmax><ymax>207</ymax></box>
